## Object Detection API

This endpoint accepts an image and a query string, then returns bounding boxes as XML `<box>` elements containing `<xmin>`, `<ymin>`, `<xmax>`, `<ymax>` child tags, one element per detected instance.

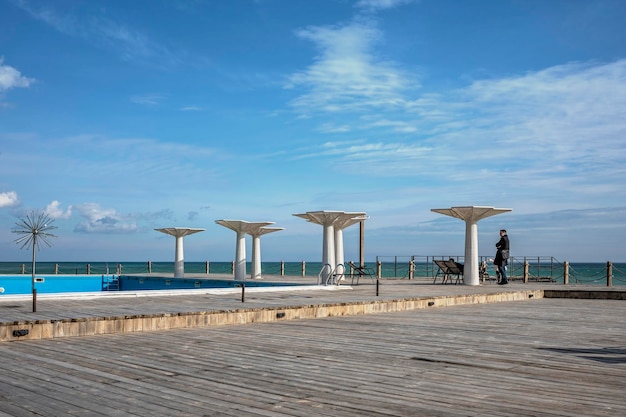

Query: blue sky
<box><xmin>1</xmin><ymin>0</ymin><xmax>625</xmax><ymax>263</ymax></box>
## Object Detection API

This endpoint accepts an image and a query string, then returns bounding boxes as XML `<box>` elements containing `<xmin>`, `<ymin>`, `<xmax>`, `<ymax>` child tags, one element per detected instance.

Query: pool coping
<box><xmin>0</xmin><ymin>283</ymin><xmax>336</xmax><ymax>301</ymax></box>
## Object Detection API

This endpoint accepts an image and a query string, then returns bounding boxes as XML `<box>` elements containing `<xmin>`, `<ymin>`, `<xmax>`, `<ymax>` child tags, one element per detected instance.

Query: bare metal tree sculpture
<box><xmin>13</xmin><ymin>211</ymin><xmax>57</xmax><ymax>312</ymax></box>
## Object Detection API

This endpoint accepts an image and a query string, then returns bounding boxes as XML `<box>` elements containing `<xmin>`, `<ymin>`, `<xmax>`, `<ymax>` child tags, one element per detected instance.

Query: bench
<box><xmin>347</xmin><ymin>262</ymin><xmax>376</xmax><ymax>285</ymax></box>
<box><xmin>433</xmin><ymin>259</ymin><xmax>463</xmax><ymax>285</ymax></box>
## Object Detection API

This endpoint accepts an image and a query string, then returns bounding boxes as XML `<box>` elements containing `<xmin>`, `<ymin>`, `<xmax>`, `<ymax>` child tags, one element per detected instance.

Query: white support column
<box><xmin>251</xmin><ymin>234</ymin><xmax>262</xmax><ymax>279</ymax></box>
<box><xmin>322</xmin><ymin>222</ymin><xmax>336</xmax><ymax>283</ymax></box>
<box><xmin>249</xmin><ymin>226</ymin><xmax>283</xmax><ymax>279</ymax></box>
<box><xmin>334</xmin><ymin>227</ymin><xmax>345</xmax><ymax>282</ymax></box>
<box><xmin>174</xmin><ymin>235</ymin><xmax>185</xmax><ymax>278</ymax></box>
<box><xmin>154</xmin><ymin>227</ymin><xmax>206</xmax><ymax>278</ymax></box>
<box><xmin>215</xmin><ymin>220</ymin><xmax>279</xmax><ymax>281</ymax></box>
<box><xmin>235</xmin><ymin>230</ymin><xmax>246</xmax><ymax>280</ymax></box>
<box><xmin>465</xmin><ymin>220</ymin><xmax>479</xmax><ymax>286</ymax></box>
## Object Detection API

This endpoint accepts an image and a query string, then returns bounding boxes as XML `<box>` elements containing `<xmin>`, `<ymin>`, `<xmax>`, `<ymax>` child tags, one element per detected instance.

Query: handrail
<box><xmin>332</xmin><ymin>263</ymin><xmax>345</xmax><ymax>285</ymax></box>
<box><xmin>318</xmin><ymin>263</ymin><xmax>332</xmax><ymax>285</ymax></box>
<box><xmin>101</xmin><ymin>274</ymin><xmax>120</xmax><ymax>291</ymax></box>
<box><xmin>317</xmin><ymin>263</ymin><xmax>346</xmax><ymax>286</ymax></box>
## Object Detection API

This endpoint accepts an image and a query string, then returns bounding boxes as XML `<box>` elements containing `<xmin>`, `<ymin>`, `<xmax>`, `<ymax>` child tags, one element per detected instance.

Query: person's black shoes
<box><xmin>497</xmin><ymin>280</ymin><xmax>509</xmax><ymax>285</ymax></box>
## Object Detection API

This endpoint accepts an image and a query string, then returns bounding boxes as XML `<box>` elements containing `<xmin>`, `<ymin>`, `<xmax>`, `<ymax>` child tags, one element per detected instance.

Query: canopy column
<box><xmin>431</xmin><ymin>206</ymin><xmax>511</xmax><ymax>285</ymax></box>
<box><xmin>293</xmin><ymin>211</ymin><xmax>367</xmax><ymax>284</ymax></box>
<box><xmin>250</xmin><ymin>227</ymin><xmax>284</xmax><ymax>279</ymax></box>
<box><xmin>215</xmin><ymin>220</ymin><xmax>278</xmax><ymax>280</ymax></box>
<box><xmin>154</xmin><ymin>227</ymin><xmax>206</xmax><ymax>278</ymax></box>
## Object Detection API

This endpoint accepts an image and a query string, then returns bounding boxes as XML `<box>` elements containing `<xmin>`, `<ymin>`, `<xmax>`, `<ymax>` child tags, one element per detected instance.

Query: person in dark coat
<box><xmin>449</xmin><ymin>258</ymin><xmax>464</xmax><ymax>275</ymax></box>
<box><xmin>494</xmin><ymin>229</ymin><xmax>510</xmax><ymax>284</ymax></box>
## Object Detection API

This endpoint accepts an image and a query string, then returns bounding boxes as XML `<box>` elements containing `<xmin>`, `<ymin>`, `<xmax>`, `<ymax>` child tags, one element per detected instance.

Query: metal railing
<box><xmin>4</xmin><ymin>258</ymin><xmax>624</xmax><ymax>286</ymax></box>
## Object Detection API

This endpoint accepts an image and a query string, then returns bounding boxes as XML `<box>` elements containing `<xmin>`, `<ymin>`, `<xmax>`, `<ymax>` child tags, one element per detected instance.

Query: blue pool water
<box><xmin>118</xmin><ymin>276</ymin><xmax>303</xmax><ymax>291</ymax></box>
<box><xmin>0</xmin><ymin>275</ymin><xmax>305</xmax><ymax>295</ymax></box>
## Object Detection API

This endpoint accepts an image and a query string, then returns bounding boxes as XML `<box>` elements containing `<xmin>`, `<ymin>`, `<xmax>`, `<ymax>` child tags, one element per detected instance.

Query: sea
<box><xmin>1</xmin><ymin>259</ymin><xmax>624</xmax><ymax>286</ymax></box>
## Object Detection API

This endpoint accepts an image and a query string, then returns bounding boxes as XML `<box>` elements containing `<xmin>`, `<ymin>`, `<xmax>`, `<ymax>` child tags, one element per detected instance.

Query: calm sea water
<box><xmin>1</xmin><ymin>260</ymin><xmax>624</xmax><ymax>285</ymax></box>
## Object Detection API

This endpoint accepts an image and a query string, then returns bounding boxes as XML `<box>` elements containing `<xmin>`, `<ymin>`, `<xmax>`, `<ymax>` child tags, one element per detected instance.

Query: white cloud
<box><xmin>74</xmin><ymin>203</ymin><xmax>137</xmax><ymax>234</ymax></box>
<box><xmin>285</xmin><ymin>21</ymin><xmax>415</xmax><ymax>115</ymax></box>
<box><xmin>317</xmin><ymin>122</ymin><xmax>352</xmax><ymax>133</ymax></box>
<box><xmin>130</xmin><ymin>94</ymin><xmax>163</xmax><ymax>106</ymax></box>
<box><xmin>364</xmin><ymin>118</ymin><xmax>418</xmax><ymax>133</ymax></box>
<box><xmin>0</xmin><ymin>191</ymin><xmax>20</xmax><ymax>208</ymax></box>
<box><xmin>45</xmin><ymin>200</ymin><xmax>72</xmax><ymax>219</ymax></box>
<box><xmin>292</xmin><ymin>139</ymin><xmax>431</xmax><ymax>167</ymax></box>
<box><xmin>278</xmin><ymin>56</ymin><xmax>626</xmax><ymax>222</ymax></box>
<box><xmin>437</xmin><ymin>60</ymin><xmax>626</xmax><ymax>187</ymax></box>
<box><xmin>180</xmin><ymin>106</ymin><xmax>203</xmax><ymax>111</ymax></box>
<box><xmin>0</xmin><ymin>58</ymin><xmax>34</xmax><ymax>92</ymax></box>
<box><xmin>355</xmin><ymin>0</ymin><xmax>416</xmax><ymax>12</ymax></box>
<box><xmin>287</xmin><ymin>58</ymin><xmax>626</xmax><ymax>191</ymax></box>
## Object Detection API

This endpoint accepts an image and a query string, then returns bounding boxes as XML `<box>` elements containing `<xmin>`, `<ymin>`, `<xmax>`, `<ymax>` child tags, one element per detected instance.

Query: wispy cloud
<box><xmin>439</xmin><ymin>60</ymin><xmax>626</xmax><ymax>188</ymax></box>
<box><xmin>130</xmin><ymin>94</ymin><xmax>164</xmax><ymax>106</ymax></box>
<box><xmin>279</xmin><ymin>49</ymin><xmax>626</xmax><ymax>222</ymax></box>
<box><xmin>355</xmin><ymin>0</ymin><xmax>417</xmax><ymax>12</ymax></box>
<box><xmin>286</xmin><ymin>58</ymin><xmax>626</xmax><ymax>187</ymax></box>
<box><xmin>12</xmin><ymin>0</ymin><xmax>178</xmax><ymax>66</ymax></box>
<box><xmin>363</xmin><ymin>118</ymin><xmax>418</xmax><ymax>133</ymax></box>
<box><xmin>180</xmin><ymin>106</ymin><xmax>203</xmax><ymax>112</ymax></box>
<box><xmin>285</xmin><ymin>0</ymin><xmax>626</xmax><ymax>199</ymax></box>
<box><xmin>285</xmin><ymin>20</ymin><xmax>416</xmax><ymax>116</ymax></box>
<box><xmin>0</xmin><ymin>133</ymin><xmax>227</xmax><ymax>218</ymax></box>
<box><xmin>317</xmin><ymin>122</ymin><xmax>352</xmax><ymax>133</ymax></box>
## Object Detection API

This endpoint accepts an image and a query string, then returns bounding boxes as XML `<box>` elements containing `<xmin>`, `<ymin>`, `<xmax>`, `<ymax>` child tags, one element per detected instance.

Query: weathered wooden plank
<box><xmin>1</xmin><ymin>298</ymin><xmax>625</xmax><ymax>416</ymax></box>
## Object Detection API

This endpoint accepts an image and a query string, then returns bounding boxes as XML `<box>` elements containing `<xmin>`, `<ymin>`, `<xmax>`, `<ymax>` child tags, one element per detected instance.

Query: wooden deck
<box><xmin>1</xmin><ymin>288</ymin><xmax>625</xmax><ymax>416</ymax></box>
<box><xmin>1</xmin><ymin>278</ymin><xmax>553</xmax><ymax>342</ymax></box>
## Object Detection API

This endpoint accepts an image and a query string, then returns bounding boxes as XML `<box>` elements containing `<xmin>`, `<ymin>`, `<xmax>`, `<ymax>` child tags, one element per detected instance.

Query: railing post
<box><xmin>302</xmin><ymin>261</ymin><xmax>306</xmax><ymax>277</ymax></box>
<box><xmin>394</xmin><ymin>256</ymin><xmax>398</xmax><ymax>278</ymax></box>
<box><xmin>281</xmin><ymin>260</ymin><xmax>285</xmax><ymax>276</ymax></box>
<box><xmin>523</xmin><ymin>260</ymin><xmax>529</xmax><ymax>283</ymax></box>
<box><xmin>148</xmin><ymin>261</ymin><xmax>152</xmax><ymax>274</ymax></box>
<box><xmin>409</xmin><ymin>260</ymin><xmax>415</xmax><ymax>280</ymax></box>
<box><xmin>205</xmin><ymin>261</ymin><xmax>209</xmax><ymax>274</ymax></box>
<box><xmin>231</xmin><ymin>261</ymin><xmax>235</xmax><ymax>275</ymax></box>
<box><xmin>86</xmin><ymin>263</ymin><xmax>91</xmax><ymax>275</ymax></box>
<box><xmin>22</xmin><ymin>264</ymin><xmax>25</xmax><ymax>274</ymax></box>
<box><xmin>532</xmin><ymin>257</ymin><xmax>537</xmax><ymax>281</ymax></box>
<box><xmin>563</xmin><ymin>261</ymin><xmax>569</xmax><ymax>285</ymax></box>
<box><xmin>54</xmin><ymin>263</ymin><xmax>59</xmax><ymax>274</ymax></box>
<box><xmin>377</xmin><ymin>260</ymin><xmax>382</xmax><ymax>279</ymax></box>
<box><xmin>607</xmin><ymin>261</ymin><xmax>613</xmax><ymax>287</ymax></box>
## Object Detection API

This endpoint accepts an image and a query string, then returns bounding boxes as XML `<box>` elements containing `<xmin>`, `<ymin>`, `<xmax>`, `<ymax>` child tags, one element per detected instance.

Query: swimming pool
<box><xmin>0</xmin><ymin>275</ymin><xmax>305</xmax><ymax>295</ymax></box>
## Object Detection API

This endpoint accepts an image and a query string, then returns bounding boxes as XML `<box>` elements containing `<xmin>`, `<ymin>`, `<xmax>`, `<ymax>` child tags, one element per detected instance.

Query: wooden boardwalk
<box><xmin>1</xmin><ymin>294</ymin><xmax>625</xmax><ymax>416</ymax></box>
<box><xmin>1</xmin><ymin>279</ymin><xmax>553</xmax><ymax>341</ymax></box>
